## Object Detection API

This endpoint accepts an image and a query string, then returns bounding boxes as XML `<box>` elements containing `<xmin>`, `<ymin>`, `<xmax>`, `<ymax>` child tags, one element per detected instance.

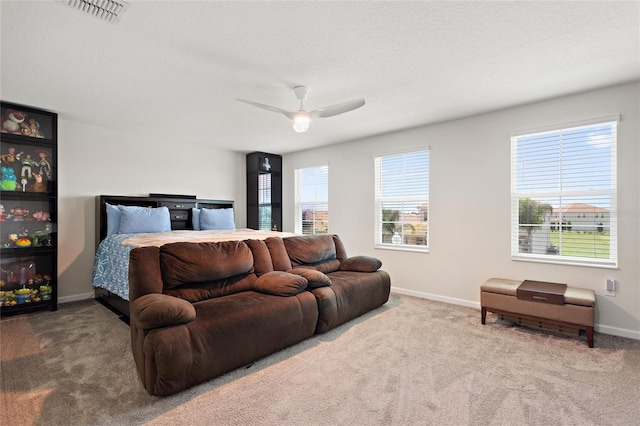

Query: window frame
<box><xmin>374</xmin><ymin>149</ymin><xmax>429</xmax><ymax>252</ymax></box>
<box><xmin>510</xmin><ymin>117</ymin><xmax>618</xmax><ymax>268</ymax></box>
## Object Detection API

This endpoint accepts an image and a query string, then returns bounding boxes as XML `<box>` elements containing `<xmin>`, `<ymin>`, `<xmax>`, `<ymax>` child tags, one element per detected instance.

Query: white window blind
<box><xmin>295</xmin><ymin>165</ymin><xmax>329</xmax><ymax>235</ymax></box>
<box><xmin>258</xmin><ymin>173</ymin><xmax>272</xmax><ymax>231</ymax></box>
<box><xmin>511</xmin><ymin>119</ymin><xmax>617</xmax><ymax>267</ymax></box>
<box><xmin>374</xmin><ymin>150</ymin><xmax>429</xmax><ymax>250</ymax></box>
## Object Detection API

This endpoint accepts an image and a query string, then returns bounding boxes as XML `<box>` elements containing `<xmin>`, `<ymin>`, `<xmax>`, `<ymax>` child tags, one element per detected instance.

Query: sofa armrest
<box><xmin>287</xmin><ymin>268</ymin><xmax>332</xmax><ymax>289</ymax></box>
<box><xmin>339</xmin><ymin>256</ymin><xmax>382</xmax><ymax>272</ymax></box>
<box><xmin>253</xmin><ymin>271</ymin><xmax>308</xmax><ymax>296</ymax></box>
<box><xmin>130</xmin><ymin>293</ymin><xmax>196</xmax><ymax>329</ymax></box>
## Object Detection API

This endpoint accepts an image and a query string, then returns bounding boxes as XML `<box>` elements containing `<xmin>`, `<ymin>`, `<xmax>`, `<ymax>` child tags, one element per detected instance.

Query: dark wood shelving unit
<box><xmin>1</xmin><ymin>101</ymin><xmax>58</xmax><ymax>316</ymax></box>
<box><xmin>246</xmin><ymin>152</ymin><xmax>282</xmax><ymax>231</ymax></box>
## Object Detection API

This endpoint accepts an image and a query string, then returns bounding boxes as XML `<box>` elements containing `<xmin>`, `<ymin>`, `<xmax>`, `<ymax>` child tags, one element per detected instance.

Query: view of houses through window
<box><xmin>511</xmin><ymin>119</ymin><xmax>617</xmax><ymax>266</ymax></box>
<box><xmin>295</xmin><ymin>165</ymin><xmax>328</xmax><ymax>235</ymax></box>
<box><xmin>374</xmin><ymin>150</ymin><xmax>429</xmax><ymax>250</ymax></box>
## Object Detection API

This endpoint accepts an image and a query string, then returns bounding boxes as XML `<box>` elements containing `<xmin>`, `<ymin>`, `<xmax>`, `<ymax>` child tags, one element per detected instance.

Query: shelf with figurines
<box><xmin>1</xmin><ymin>142</ymin><xmax>55</xmax><ymax>194</ymax></box>
<box><xmin>0</xmin><ymin>255</ymin><xmax>55</xmax><ymax>311</ymax></box>
<box><xmin>0</xmin><ymin>101</ymin><xmax>57</xmax><ymax>316</ymax></box>
<box><xmin>0</xmin><ymin>196</ymin><xmax>55</xmax><ymax>247</ymax></box>
<box><xmin>1</xmin><ymin>102</ymin><xmax>57</xmax><ymax>143</ymax></box>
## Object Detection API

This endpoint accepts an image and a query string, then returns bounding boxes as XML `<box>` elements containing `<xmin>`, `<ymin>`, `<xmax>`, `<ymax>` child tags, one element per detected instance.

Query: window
<box><xmin>511</xmin><ymin>118</ymin><xmax>617</xmax><ymax>267</ymax></box>
<box><xmin>295</xmin><ymin>165</ymin><xmax>328</xmax><ymax>235</ymax></box>
<box><xmin>374</xmin><ymin>150</ymin><xmax>429</xmax><ymax>251</ymax></box>
<box><xmin>258</xmin><ymin>173</ymin><xmax>272</xmax><ymax>231</ymax></box>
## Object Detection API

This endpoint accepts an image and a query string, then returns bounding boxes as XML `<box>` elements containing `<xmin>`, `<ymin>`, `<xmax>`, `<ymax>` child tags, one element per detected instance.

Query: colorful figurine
<box><xmin>24</xmin><ymin>118</ymin><xmax>42</xmax><ymax>138</ymax></box>
<box><xmin>32</xmin><ymin>172</ymin><xmax>46</xmax><ymax>192</ymax></box>
<box><xmin>35</xmin><ymin>150</ymin><xmax>51</xmax><ymax>179</ymax></box>
<box><xmin>16</xmin><ymin>152</ymin><xmax>35</xmax><ymax>180</ymax></box>
<box><xmin>32</xmin><ymin>211</ymin><xmax>50</xmax><ymax>221</ymax></box>
<box><xmin>1</xmin><ymin>166</ymin><xmax>17</xmax><ymax>190</ymax></box>
<box><xmin>9</xmin><ymin>207</ymin><xmax>29</xmax><ymax>221</ymax></box>
<box><xmin>1</xmin><ymin>146</ymin><xmax>17</xmax><ymax>167</ymax></box>
<box><xmin>1</xmin><ymin>110</ymin><xmax>26</xmax><ymax>133</ymax></box>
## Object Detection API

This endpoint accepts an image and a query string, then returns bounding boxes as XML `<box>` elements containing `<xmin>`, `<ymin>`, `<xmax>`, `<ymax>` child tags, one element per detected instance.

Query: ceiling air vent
<box><xmin>60</xmin><ymin>0</ymin><xmax>129</xmax><ymax>23</ymax></box>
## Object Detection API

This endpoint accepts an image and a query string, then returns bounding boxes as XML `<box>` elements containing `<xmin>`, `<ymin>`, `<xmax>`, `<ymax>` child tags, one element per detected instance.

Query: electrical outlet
<box><xmin>605</xmin><ymin>278</ymin><xmax>616</xmax><ymax>297</ymax></box>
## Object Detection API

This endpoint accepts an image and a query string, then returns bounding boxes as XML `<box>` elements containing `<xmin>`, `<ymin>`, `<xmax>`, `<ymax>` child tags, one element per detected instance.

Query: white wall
<box><xmin>57</xmin><ymin>120</ymin><xmax>246</xmax><ymax>301</ymax></box>
<box><xmin>283</xmin><ymin>82</ymin><xmax>640</xmax><ymax>339</ymax></box>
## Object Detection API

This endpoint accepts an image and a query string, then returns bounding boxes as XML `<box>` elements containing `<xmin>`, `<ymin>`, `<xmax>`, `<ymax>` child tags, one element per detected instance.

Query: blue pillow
<box><xmin>117</xmin><ymin>205</ymin><xmax>171</xmax><ymax>234</ymax></box>
<box><xmin>192</xmin><ymin>208</ymin><xmax>201</xmax><ymax>230</ymax></box>
<box><xmin>106</xmin><ymin>203</ymin><xmax>122</xmax><ymax>236</ymax></box>
<box><xmin>199</xmin><ymin>208</ymin><xmax>235</xmax><ymax>230</ymax></box>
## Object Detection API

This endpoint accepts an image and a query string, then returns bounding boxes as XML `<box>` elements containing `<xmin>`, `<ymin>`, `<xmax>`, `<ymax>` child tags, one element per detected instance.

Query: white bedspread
<box><xmin>122</xmin><ymin>228</ymin><xmax>297</xmax><ymax>247</ymax></box>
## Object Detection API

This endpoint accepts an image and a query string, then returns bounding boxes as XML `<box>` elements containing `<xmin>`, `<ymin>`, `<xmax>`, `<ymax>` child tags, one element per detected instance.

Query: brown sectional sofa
<box><xmin>128</xmin><ymin>234</ymin><xmax>391</xmax><ymax>396</ymax></box>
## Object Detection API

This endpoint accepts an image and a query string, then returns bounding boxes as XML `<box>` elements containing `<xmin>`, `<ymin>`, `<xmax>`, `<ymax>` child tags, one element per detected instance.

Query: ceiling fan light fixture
<box><xmin>292</xmin><ymin>114</ymin><xmax>311</xmax><ymax>133</ymax></box>
<box><xmin>237</xmin><ymin>86</ymin><xmax>365</xmax><ymax>133</ymax></box>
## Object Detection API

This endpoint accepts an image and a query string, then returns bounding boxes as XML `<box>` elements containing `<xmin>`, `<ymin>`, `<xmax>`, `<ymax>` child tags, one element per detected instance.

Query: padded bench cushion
<box><xmin>481</xmin><ymin>278</ymin><xmax>595</xmax><ymax>307</ymax></box>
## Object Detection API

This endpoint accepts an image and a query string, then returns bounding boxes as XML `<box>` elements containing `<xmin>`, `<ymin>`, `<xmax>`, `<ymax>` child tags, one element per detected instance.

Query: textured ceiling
<box><xmin>1</xmin><ymin>1</ymin><xmax>638</xmax><ymax>155</ymax></box>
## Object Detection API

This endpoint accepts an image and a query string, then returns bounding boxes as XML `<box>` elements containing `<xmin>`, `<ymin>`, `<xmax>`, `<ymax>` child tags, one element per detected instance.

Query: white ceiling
<box><xmin>1</xmin><ymin>1</ymin><xmax>638</xmax><ymax>155</ymax></box>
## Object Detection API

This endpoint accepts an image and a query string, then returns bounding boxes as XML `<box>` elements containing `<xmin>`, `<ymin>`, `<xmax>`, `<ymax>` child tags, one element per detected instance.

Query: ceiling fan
<box><xmin>237</xmin><ymin>86</ymin><xmax>365</xmax><ymax>133</ymax></box>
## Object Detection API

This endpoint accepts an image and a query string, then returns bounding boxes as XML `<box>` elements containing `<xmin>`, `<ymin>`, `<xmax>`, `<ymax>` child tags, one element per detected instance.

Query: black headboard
<box><xmin>95</xmin><ymin>195</ymin><xmax>234</xmax><ymax>249</ymax></box>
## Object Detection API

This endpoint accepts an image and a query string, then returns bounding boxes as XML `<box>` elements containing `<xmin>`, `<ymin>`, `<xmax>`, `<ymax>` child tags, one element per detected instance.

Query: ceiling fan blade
<box><xmin>236</xmin><ymin>99</ymin><xmax>295</xmax><ymax>119</ymax></box>
<box><xmin>310</xmin><ymin>99</ymin><xmax>365</xmax><ymax>118</ymax></box>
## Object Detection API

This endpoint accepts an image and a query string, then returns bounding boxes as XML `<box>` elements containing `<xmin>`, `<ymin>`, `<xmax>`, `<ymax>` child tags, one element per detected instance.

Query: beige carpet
<box><xmin>1</xmin><ymin>294</ymin><xmax>639</xmax><ymax>425</ymax></box>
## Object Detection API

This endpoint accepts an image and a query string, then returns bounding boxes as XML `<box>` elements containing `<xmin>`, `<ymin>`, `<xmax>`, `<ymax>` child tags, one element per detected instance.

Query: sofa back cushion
<box><xmin>265</xmin><ymin>237</ymin><xmax>293</xmax><ymax>271</ymax></box>
<box><xmin>283</xmin><ymin>235</ymin><xmax>340</xmax><ymax>273</ymax></box>
<box><xmin>244</xmin><ymin>239</ymin><xmax>274</xmax><ymax>276</ymax></box>
<box><xmin>332</xmin><ymin>235</ymin><xmax>349</xmax><ymax>261</ymax></box>
<box><xmin>160</xmin><ymin>241</ymin><xmax>254</xmax><ymax>289</ymax></box>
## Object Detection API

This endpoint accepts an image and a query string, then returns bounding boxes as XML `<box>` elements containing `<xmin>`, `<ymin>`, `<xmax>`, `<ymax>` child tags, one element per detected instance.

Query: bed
<box><xmin>92</xmin><ymin>195</ymin><xmax>295</xmax><ymax>318</ymax></box>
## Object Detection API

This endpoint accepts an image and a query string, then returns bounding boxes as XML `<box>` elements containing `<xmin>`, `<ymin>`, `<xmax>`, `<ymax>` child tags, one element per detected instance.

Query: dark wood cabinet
<box><xmin>246</xmin><ymin>152</ymin><xmax>282</xmax><ymax>231</ymax></box>
<box><xmin>1</xmin><ymin>101</ymin><xmax>58</xmax><ymax>316</ymax></box>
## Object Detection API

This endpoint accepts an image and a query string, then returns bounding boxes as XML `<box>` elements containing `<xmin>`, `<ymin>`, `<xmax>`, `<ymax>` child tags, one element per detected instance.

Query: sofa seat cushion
<box><xmin>142</xmin><ymin>291</ymin><xmax>318</xmax><ymax>396</ymax></box>
<box><xmin>253</xmin><ymin>271</ymin><xmax>308</xmax><ymax>296</ymax></box>
<box><xmin>312</xmin><ymin>270</ymin><xmax>391</xmax><ymax>333</ymax></box>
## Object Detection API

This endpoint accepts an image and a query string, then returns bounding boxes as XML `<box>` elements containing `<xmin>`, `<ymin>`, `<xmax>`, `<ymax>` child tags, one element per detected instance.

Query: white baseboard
<box><xmin>390</xmin><ymin>286</ymin><xmax>639</xmax><ymax>341</ymax></box>
<box><xmin>58</xmin><ymin>292</ymin><xmax>94</xmax><ymax>304</ymax></box>
<box><xmin>391</xmin><ymin>286</ymin><xmax>481</xmax><ymax>309</ymax></box>
<box><xmin>595</xmin><ymin>324</ymin><xmax>640</xmax><ymax>341</ymax></box>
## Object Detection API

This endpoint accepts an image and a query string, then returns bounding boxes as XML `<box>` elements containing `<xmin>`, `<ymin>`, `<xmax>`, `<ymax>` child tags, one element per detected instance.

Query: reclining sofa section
<box><xmin>128</xmin><ymin>234</ymin><xmax>391</xmax><ymax>396</ymax></box>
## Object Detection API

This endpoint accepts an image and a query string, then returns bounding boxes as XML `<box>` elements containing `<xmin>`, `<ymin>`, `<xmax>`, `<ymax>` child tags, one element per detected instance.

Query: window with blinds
<box><xmin>511</xmin><ymin>118</ymin><xmax>618</xmax><ymax>267</ymax></box>
<box><xmin>258</xmin><ymin>173</ymin><xmax>272</xmax><ymax>231</ymax></box>
<box><xmin>374</xmin><ymin>150</ymin><xmax>429</xmax><ymax>251</ymax></box>
<box><xmin>295</xmin><ymin>165</ymin><xmax>329</xmax><ymax>235</ymax></box>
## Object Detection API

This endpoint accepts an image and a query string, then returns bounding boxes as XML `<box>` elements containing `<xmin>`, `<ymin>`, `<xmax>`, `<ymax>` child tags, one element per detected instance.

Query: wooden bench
<box><xmin>480</xmin><ymin>278</ymin><xmax>596</xmax><ymax>347</ymax></box>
